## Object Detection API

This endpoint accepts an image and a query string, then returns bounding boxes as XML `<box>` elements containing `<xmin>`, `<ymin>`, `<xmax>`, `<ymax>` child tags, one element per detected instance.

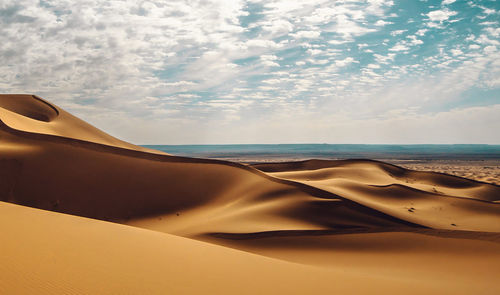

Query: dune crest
<box><xmin>0</xmin><ymin>94</ymin><xmax>162</xmax><ymax>154</ymax></box>
<box><xmin>1</xmin><ymin>95</ymin><xmax>499</xmax><ymax>294</ymax></box>
<box><xmin>0</xmin><ymin>94</ymin><xmax>59</xmax><ymax>122</ymax></box>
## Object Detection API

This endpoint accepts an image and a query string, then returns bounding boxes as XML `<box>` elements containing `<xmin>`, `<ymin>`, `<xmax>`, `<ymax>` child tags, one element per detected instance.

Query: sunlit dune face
<box><xmin>0</xmin><ymin>94</ymin><xmax>59</xmax><ymax>122</ymax></box>
<box><xmin>0</xmin><ymin>94</ymin><xmax>499</xmax><ymax>295</ymax></box>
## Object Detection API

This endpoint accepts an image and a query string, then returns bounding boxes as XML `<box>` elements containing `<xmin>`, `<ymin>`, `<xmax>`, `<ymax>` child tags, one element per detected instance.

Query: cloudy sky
<box><xmin>1</xmin><ymin>0</ymin><xmax>499</xmax><ymax>144</ymax></box>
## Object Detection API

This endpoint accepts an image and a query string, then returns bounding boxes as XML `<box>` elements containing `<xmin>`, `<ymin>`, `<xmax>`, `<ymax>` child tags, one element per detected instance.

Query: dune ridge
<box><xmin>0</xmin><ymin>94</ymin><xmax>163</xmax><ymax>154</ymax></box>
<box><xmin>1</xmin><ymin>94</ymin><xmax>500</xmax><ymax>294</ymax></box>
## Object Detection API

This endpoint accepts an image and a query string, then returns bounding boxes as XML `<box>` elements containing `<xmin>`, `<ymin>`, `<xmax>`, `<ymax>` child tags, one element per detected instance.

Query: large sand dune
<box><xmin>1</xmin><ymin>94</ymin><xmax>500</xmax><ymax>294</ymax></box>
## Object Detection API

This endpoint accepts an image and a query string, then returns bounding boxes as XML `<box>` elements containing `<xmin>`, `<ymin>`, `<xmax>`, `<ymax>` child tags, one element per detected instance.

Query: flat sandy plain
<box><xmin>395</xmin><ymin>160</ymin><xmax>500</xmax><ymax>185</ymax></box>
<box><xmin>1</xmin><ymin>94</ymin><xmax>499</xmax><ymax>295</ymax></box>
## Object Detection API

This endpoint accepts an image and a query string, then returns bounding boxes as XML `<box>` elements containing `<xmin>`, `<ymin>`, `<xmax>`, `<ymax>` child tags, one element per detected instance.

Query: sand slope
<box><xmin>251</xmin><ymin>160</ymin><xmax>500</xmax><ymax>231</ymax></box>
<box><xmin>0</xmin><ymin>94</ymin><xmax>163</xmax><ymax>154</ymax></box>
<box><xmin>0</xmin><ymin>201</ymin><xmax>389</xmax><ymax>295</ymax></box>
<box><xmin>6</xmin><ymin>201</ymin><xmax>499</xmax><ymax>295</ymax></box>
<box><xmin>1</xmin><ymin>95</ymin><xmax>500</xmax><ymax>294</ymax></box>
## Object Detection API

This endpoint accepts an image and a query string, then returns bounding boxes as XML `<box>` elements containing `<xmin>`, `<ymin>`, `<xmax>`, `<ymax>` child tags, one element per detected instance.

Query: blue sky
<box><xmin>1</xmin><ymin>0</ymin><xmax>499</xmax><ymax>144</ymax></box>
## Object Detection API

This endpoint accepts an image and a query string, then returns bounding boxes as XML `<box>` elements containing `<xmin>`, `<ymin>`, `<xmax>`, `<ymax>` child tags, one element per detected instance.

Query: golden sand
<box><xmin>1</xmin><ymin>94</ymin><xmax>499</xmax><ymax>294</ymax></box>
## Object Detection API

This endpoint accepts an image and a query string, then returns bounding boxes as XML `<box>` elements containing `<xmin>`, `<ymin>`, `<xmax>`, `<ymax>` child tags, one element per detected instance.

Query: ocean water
<box><xmin>142</xmin><ymin>144</ymin><xmax>500</xmax><ymax>161</ymax></box>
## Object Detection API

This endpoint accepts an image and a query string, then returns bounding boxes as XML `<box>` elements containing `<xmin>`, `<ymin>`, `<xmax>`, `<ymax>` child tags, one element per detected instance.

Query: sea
<box><xmin>142</xmin><ymin>144</ymin><xmax>500</xmax><ymax>162</ymax></box>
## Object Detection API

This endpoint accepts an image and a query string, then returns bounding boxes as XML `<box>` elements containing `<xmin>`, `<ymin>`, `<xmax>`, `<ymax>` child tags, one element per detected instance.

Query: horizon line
<box><xmin>140</xmin><ymin>143</ymin><xmax>500</xmax><ymax>146</ymax></box>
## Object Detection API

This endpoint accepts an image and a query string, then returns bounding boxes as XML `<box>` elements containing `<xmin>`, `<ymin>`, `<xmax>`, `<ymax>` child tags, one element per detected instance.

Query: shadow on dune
<box><xmin>1</xmin><ymin>94</ymin><xmax>499</xmax><ymax>239</ymax></box>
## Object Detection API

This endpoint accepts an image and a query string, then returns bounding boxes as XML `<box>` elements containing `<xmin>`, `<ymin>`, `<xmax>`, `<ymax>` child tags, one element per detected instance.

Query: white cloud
<box><xmin>426</xmin><ymin>22</ymin><xmax>443</xmax><ymax>28</ymax></box>
<box><xmin>165</xmin><ymin>81</ymin><xmax>197</xmax><ymax>87</ymax></box>
<box><xmin>325</xmin><ymin>14</ymin><xmax>376</xmax><ymax>39</ymax></box>
<box><xmin>261</xmin><ymin>19</ymin><xmax>294</xmax><ymax>37</ymax></box>
<box><xmin>373</xmin><ymin>53</ymin><xmax>396</xmax><ymax>64</ymax></box>
<box><xmin>328</xmin><ymin>39</ymin><xmax>350</xmax><ymax>45</ymax></box>
<box><xmin>0</xmin><ymin>0</ymin><xmax>251</xmax><ymax>104</ymax></box>
<box><xmin>442</xmin><ymin>0</ymin><xmax>456</xmax><ymax>5</ymax></box>
<box><xmin>415</xmin><ymin>29</ymin><xmax>428</xmax><ymax>36</ymax></box>
<box><xmin>480</xmin><ymin>21</ymin><xmax>499</xmax><ymax>26</ymax></box>
<box><xmin>199</xmin><ymin>104</ymin><xmax>500</xmax><ymax>144</ymax></box>
<box><xmin>427</xmin><ymin>9</ymin><xmax>457</xmax><ymax>22</ymax></box>
<box><xmin>390</xmin><ymin>30</ymin><xmax>407</xmax><ymax>36</ymax></box>
<box><xmin>484</xmin><ymin>78</ymin><xmax>500</xmax><ymax>88</ymax></box>
<box><xmin>450</xmin><ymin>49</ymin><xmax>463</xmax><ymax>56</ymax></box>
<box><xmin>245</xmin><ymin>39</ymin><xmax>281</xmax><ymax>49</ymax></box>
<box><xmin>335</xmin><ymin>57</ymin><xmax>356</xmax><ymax>67</ymax></box>
<box><xmin>375</xmin><ymin>20</ymin><xmax>393</xmax><ymax>26</ymax></box>
<box><xmin>465</xmin><ymin>35</ymin><xmax>476</xmax><ymax>42</ymax></box>
<box><xmin>389</xmin><ymin>44</ymin><xmax>410</xmax><ymax>52</ymax></box>
<box><xmin>260</xmin><ymin>55</ymin><xmax>280</xmax><ymax>67</ymax></box>
<box><xmin>261</xmin><ymin>55</ymin><xmax>278</xmax><ymax>61</ymax></box>
<box><xmin>311</xmin><ymin>59</ymin><xmax>329</xmax><ymax>65</ymax></box>
<box><xmin>306</xmin><ymin>49</ymin><xmax>323</xmax><ymax>55</ymax></box>
<box><xmin>479</xmin><ymin>6</ymin><xmax>496</xmax><ymax>15</ymax></box>
<box><xmin>485</xmin><ymin>27</ymin><xmax>500</xmax><ymax>38</ymax></box>
<box><xmin>291</xmin><ymin>30</ymin><xmax>321</xmax><ymax>39</ymax></box>
<box><xmin>1</xmin><ymin>0</ymin><xmax>499</xmax><ymax>144</ymax></box>
<box><xmin>476</xmin><ymin>34</ymin><xmax>500</xmax><ymax>45</ymax></box>
<box><xmin>484</xmin><ymin>46</ymin><xmax>497</xmax><ymax>53</ymax></box>
<box><xmin>407</xmin><ymin>35</ymin><xmax>423</xmax><ymax>45</ymax></box>
<box><xmin>366</xmin><ymin>0</ymin><xmax>395</xmax><ymax>16</ymax></box>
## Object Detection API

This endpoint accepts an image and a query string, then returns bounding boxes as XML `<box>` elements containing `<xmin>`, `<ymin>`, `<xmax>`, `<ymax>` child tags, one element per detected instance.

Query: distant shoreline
<box><xmin>143</xmin><ymin>144</ymin><xmax>500</xmax><ymax>161</ymax></box>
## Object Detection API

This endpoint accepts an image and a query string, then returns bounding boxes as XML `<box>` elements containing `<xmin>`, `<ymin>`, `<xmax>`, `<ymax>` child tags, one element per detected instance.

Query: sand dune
<box><xmin>251</xmin><ymin>160</ymin><xmax>500</xmax><ymax>231</ymax></box>
<box><xmin>0</xmin><ymin>94</ymin><xmax>163</xmax><ymax>154</ymax></box>
<box><xmin>1</xmin><ymin>94</ymin><xmax>500</xmax><ymax>294</ymax></box>
<box><xmin>2</xmin><ymin>201</ymin><xmax>499</xmax><ymax>294</ymax></box>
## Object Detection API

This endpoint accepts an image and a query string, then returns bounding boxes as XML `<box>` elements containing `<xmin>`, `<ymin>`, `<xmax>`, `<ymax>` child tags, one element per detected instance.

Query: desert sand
<box><xmin>1</xmin><ymin>94</ymin><xmax>500</xmax><ymax>294</ymax></box>
<box><xmin>394</xmin><ymin>160</ymin><xmax>500</xmax><ymax>185</ymax></box>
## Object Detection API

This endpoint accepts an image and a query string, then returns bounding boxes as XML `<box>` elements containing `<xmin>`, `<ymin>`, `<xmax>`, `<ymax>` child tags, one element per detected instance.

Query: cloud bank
<box><xmin>1</xmin><ymin>0</ymin><xmax>499</xmax><ymax>144</ymax></box>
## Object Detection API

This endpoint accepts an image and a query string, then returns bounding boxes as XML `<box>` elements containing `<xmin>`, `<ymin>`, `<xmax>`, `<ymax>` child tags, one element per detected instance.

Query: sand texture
<box><xmin>1</xmin><ymin>94</ymin><xmax>500</xmax><ymax>294</ymax></box>
<box><xmin>395</xmin><ymin>160</ymin><xmax>500</xmax><ymax>185</ymax></box>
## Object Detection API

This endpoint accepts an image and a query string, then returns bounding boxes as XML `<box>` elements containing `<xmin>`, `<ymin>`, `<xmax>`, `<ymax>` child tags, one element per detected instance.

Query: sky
<box><xmin>1</xmin><ymin>0</ymin><xmax>499</xmax><ymax>144</ymax></box>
